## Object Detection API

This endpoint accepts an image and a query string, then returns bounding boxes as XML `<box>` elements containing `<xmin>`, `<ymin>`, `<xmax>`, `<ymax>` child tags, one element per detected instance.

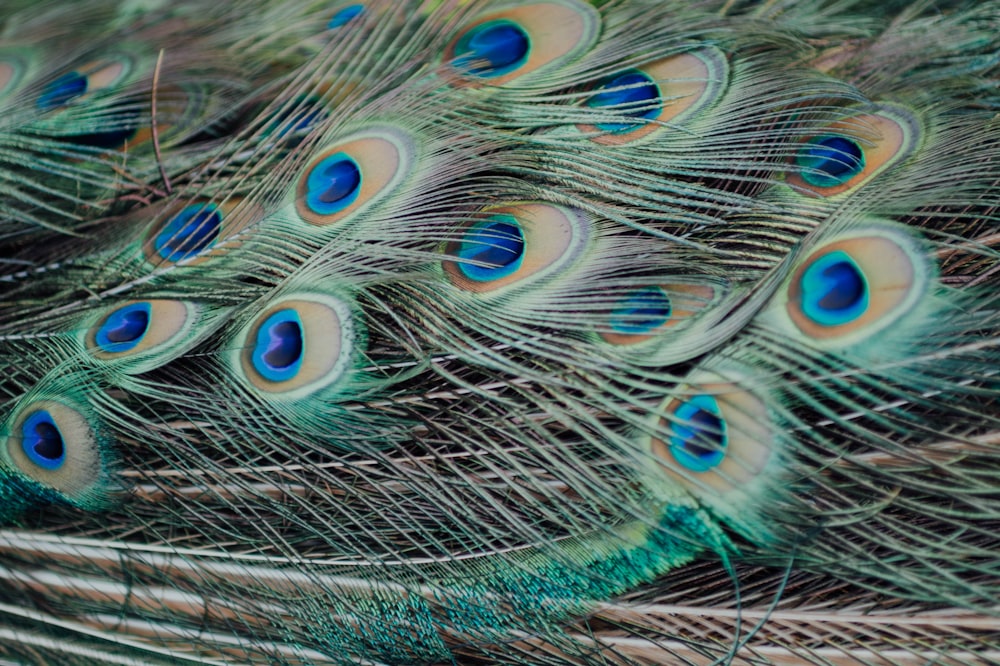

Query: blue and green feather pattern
<box><xmin>0</xmin><ymin>0</ymin><xmax>996</xmax><ymax>664</ymax></box>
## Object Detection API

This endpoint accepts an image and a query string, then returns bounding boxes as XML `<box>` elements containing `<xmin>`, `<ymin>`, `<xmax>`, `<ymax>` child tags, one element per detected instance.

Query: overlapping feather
<box><xmin>0</xmin><ymin>0</ymin><xmax>996</xmax><ymax>664</ymax></box>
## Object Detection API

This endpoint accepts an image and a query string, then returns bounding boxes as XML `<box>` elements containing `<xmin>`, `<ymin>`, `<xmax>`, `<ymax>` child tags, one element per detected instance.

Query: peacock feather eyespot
<box><xmin>579</xmin><ymin>48</ymin><xmax>729</xmax><ymax>145</ymax></box>
<box><xmin>599</xmin><ymin>283</ymin><xmax>719</xmax><ymax>346</ymax></box>
<box><xmin>454</xmin><ymin>215</ymin><xmax>525</xmax><ymax>282</ymax></box>
<box><xmin>443</xmin><ymin>203</ymin><xmax>590</xmax><ymax>294</ymax></box>
<box><xmin>609</xmin><ymin>287</ymin><xmax>672</xmax><ymax>335</ymax></box>
<box><xmin>153</xmin><ymin>203</ymin><xmax>222</xmax><ymax>262</ymax></box>
<box><xmin>586</xmin><ymin>70</ymin><xmax>661</xmax><ymax>134</ymax></box>
<box><xmin>785</xmin><ymin>106</ymin><xmax>920</xmax><ymax>197</ymax></box>
<box><xmin>453</xmin><ymin>20</ymin><xmax>530</xmax><ymax>77</ymax></box>
<box><xmin>667</xmin><ymin>394</ymin><xmax>727</xmax><ymax>473</ymax></box>
<box><xmin>94</xmin><ymin>302</ymin><xmax>151</xmax><ymax>353</ymax></box>
<box><xmin>304</xmin><ymin>153</ymin><xmax>363</xmax><ymax>216</ymax></box>
<box><xmin>782</xmin><ymin>226</ymin><xmax>929</xmax><ymax>344</ymax></box>
<box><xmin>36</xmin><ymin>71</ymin><xmax>88</xmax><ymax>110</ymax></box>
<box><xmin>31</xmin><ymin>55</ymin><xmax>142</xmax><ymax>148</ymax></box>
<box><xmin>35</xmin><ymin>57</ymin><xmax>131</xmax><ymax>111</ymax></box>
<box><xmin>796</xmin><ymin>135</ymin><xmax>865</xmax><ymax>187</ymax></box>
<box><xmin>294</xmin><ymin>128</ymin><xmax>411</xmax><ymax>226</ymax></box>
<box><xmin>85</xmin><ymin>300</ymin><xmax>202</xmax><ymax>370</ymax></box>
<box><xmin>3</xmin><ymin>397</ymin><xmax>111</xmax><ymax>509</ymax></box>
<box><xmin>447</xmin><ymin>1</ymin><xmax>599</xmax><ymax>86</ymax></box>
<box><xmin>328</xmin><ymin>4</ymin><xmax>364</xmax><ymax>29</ymax></box>
<box><xmin>647</xmin><ymin>373</ymin><xmax>773</xmax><ymax>507</ymax></box>
<box><xmin>250</xmin><ymin>309</ymin><xmax>305</xmax><ymax>383</ymax></box>
<box><xmin>19</xmin><ymin>410</ymin><xmax>65</xmax><ymax>471</ymax></box>
<box><xmin>235</xmin><ymin>293</ymin><xmax>355</xmax><ymax>397</ymax></box>
<box><xmin>143</xmin><ymin>197</ymin><xmax>264</xmax><ymax>267</ymax></box>
<box><xmin>797</xmin><ymin>250</ymin><xmax>869</xmax><ymax>327</ymax></box>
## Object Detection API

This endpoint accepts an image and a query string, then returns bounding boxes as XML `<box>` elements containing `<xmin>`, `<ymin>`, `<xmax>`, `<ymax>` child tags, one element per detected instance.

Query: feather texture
<box><xmin>0</xmin><ymin>0</ymin><xmax>997</xmax><ymax>664</ymax></box>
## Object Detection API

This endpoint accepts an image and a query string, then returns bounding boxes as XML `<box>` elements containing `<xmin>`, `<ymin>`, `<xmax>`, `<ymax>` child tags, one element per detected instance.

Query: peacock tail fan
<box><xmin>0</xmin><ymin>0</ymin><xmax>997</xmax><ymax>663</ymax></box>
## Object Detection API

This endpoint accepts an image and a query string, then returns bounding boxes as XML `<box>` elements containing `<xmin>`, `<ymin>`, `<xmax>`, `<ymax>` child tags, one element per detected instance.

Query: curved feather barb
<box><xmin>0</xmin><ymin>0</ymin><xmax>997</xmax><ymax>664</ymax></box>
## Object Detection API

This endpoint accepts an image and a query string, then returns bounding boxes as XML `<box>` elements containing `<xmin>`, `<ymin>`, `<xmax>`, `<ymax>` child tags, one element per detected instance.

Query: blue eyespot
<box><xmin>37</xmin><ymin>71</ymin><xmax>87</xmax><ymax>110</ymax></box>
<box><xmin>610</xmin><ymin>287</ymin><xmax>672</xmax><ymax>335</ymax></box>
<box><xmin>796</xmin><ymin>135</ymin><xmax>865</xmax><ymax>187</ymax></box>
<box><xmin>154</xmin><ymin>204</ymin><xmax>222</xmax><ymax>262</ymax></box>
<box><xmin>305</xmin><ymin>153</ymin><xmax>362</xmax><ymax>215</ymax></box>
<box><xmin>328</xmin><ymin>4</ymin><xmax>364</xmax><ymax>28</ymax></box>
<box><xmin>251</xmin><ymin>309</ymin><xmax>304</xmax><ymax>382</ymax></box>
<box><xmin>21</xmin><ymin>410</ymin><xmax>66</xmax><ymax>471</ymax></box>
<box><xmin>587</xmin><ymin>70</ymin><xmax>661</xmax><ymax>133</ymax></box>
<box><xmin>95</xmin><ymin>302</ymin><xmax>151</xmax><ymax>353</ymax></box>
<box><xmin>669</xmin><ymin>395</ymin><xmax>727</xmax><ymax>472</ymax></box>
<box><xmin>799</xmin><ymin>250</ymin><xmax>869</xmax><ymax>326</ymax></box>
<box><xmin>454</xmin><ymin>20</ymin><xmax>530</xmax><ymax>77</ymax></box>
<box><xmin>456</xmin><ymin>215</ymin><xmax>525</xmax><ymax>282</ymax></box>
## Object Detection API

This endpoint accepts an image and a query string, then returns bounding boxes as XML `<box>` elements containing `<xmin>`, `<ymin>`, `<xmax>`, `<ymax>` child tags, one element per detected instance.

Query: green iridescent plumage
<box><xmin>0</xmin><ymin>0</ymin><xmax>997</xmax><ymax>664</ymax></box>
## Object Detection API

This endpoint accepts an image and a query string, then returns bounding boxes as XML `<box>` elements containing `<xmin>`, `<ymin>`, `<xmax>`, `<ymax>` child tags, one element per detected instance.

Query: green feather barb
<box><xmin>0</xmin><ymin>0</ymin><xmax>996</xmax><ymax>664</ymax></box>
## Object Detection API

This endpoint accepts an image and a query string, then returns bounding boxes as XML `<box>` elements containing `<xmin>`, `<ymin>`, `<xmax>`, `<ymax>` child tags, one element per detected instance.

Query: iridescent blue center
<box><xmin>21</xmin><ymin>410</ymin><xmax>65</xmax><ymax>470</ymax></box>
<box><xmin>610</xmin><ymin>287</ymin><xmax>672</xmax><ymax>335</ymax></box>
<box><xmin>799</xmin><ymin>250</ymin><xmax>869</xmax><ymax>326</ymax></box>
<box><xmin>587</xmin><ymin>70</ymin><xmax>661</xmax><ymax>133</ymax></box>
<box><xmin>328</xmin><ymin>4</ymin><xmax>364</xmax><ymax>28</ymax></box>
<box><xmin>796</xmin><ymin>135</ymin><xmax>865</xmax><ymax>187</ymax></box>
<box><xmin>96</xmin><ymin>302</ymin><xmax>151</xmax><ymax>353</ymax></box>
<box><xmin>456</xmin><ymin>215</ymin><xmax>525</xmax><ymax>282</ymax></box>
<box><xmin>154</xmin><ymin>205</ymin><xmax>222</xmax><ymax>262</ymax></box>
<box><xmin>669</xmin><ymin>395</ymin><xmax>727</xmax><ymax>472</ymax></box>
<box><xmin>37</xmin><ymin>71</ymin><xmax>87</xmax><ymax>110</ymax></box>
<box><xmin>305</xmin><ymin>153</ymin><xmax>362</xmax><ymax>215</ymax></box>
<box><xmin>252</xmin><ymin>309</ymin><xmax>304</xmax><ymax>382</ymax></box>
<box><xmin>454</xmin><ymin>20</ymin><xmax>530</xmax><ymax>77</ymax></box>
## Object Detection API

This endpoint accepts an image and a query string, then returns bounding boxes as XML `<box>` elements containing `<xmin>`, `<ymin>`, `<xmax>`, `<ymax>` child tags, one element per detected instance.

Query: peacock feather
<box><xmin>0</xmin><ymin>0</ymin><xmax>997</xmax><ymax>663</ymax></box>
